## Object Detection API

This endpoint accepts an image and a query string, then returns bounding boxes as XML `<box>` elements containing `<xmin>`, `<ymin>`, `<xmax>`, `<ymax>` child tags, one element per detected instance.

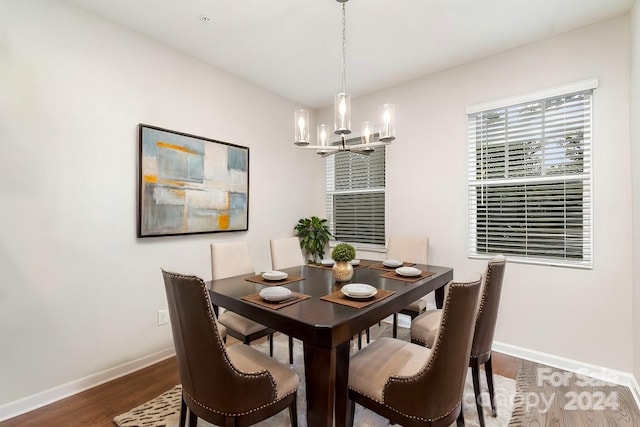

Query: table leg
<box><xmin>303</xmin><ymin>342</ymin><xmax>337</xmax><ymax>427</ymax></box>
<box><xmin>435</xmin><ymin>285</ymin><xmax>445</xmax><ymax>309</ymax></box>
<box><xmin>334</xmin><ymin>341</ymin><xmax>352</xmax><ymax>427</ymax></box>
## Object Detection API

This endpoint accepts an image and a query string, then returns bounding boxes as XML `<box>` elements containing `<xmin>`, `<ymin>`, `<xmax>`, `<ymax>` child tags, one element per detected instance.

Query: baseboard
<box><xmin>630</xmin><ymin>374</ymin><xmax>640</xmax><ymax>414</ymax></box>
<box><xmin>493</xmin><ymin>341</ymin><xmax>640</xmax><ymax>411</ymax></box>
<box><xmin>0</xmin><ymin>347</ymin><xmax>175</xmax><ymax>422</ymax></box>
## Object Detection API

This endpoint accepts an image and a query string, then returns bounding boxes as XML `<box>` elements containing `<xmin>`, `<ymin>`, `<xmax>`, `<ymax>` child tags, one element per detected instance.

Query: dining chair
<box><xmin>211</xmin><ymin>241</ymin><xmax>275</xmax><ymax>357</ymax></box>
<box><xmin>387</xmin><ymin>236</ymin><xmax>431</xmax><ymax>338</ymax></box>
<box><xmin>410</xmin><ymin>255</ymin><xmax>506</xmax><ymax>427</ymax></box>
<box><xmin>269</xmin><ymin>236</ymin><xmax>306</xmax><ymax>270</ymax></box>
<box><xmin>269</xmin><ymin>236</ymin><xmax>305</xmax><ymax>364</ymax></box>
<box><xmin>162</xmin><ymin>270</ymin><xmax>299</xmax><ymax>427</ymax></box>
<box><xmin>347</xmin><ymin>275</ymin><xmax>482</xmax><ymax>427</ymax></box>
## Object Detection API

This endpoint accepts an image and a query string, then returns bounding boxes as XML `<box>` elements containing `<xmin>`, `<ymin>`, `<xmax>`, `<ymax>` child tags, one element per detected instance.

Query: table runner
<box><xmin>241</xmin><ymin>291</ymin><xmax>311</xmax><ymax>310</ymax></box>
<box><xmin>368</xmin><ymin>262</ymin><xmax>416</xmax><ymax>271</ymax></box>
<box><xmin>320</xmin><ymin>288</ymin><xmax>395</xmax><ymax>309</ymax></box>
<box><xmin>379</xmin><ymin>270</ymin><xmax>437</xmax><ymax>283</ymax></box>
<box><xmin>244</xmin><ymin>274</ymin><xmax>305</xmax><ymax>286</ymax></box>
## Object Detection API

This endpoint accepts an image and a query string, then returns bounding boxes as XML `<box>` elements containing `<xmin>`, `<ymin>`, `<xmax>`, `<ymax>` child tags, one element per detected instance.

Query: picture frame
<box><xmin>138</xmin><ymin>124</ymin><xmax>249</xmax><ymax>237</ymax></box>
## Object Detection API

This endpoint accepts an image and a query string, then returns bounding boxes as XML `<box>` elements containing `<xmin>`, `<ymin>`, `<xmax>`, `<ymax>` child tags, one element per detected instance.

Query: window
<box><xmin>467</xmin><ymin>80</ymin><xmax>596</xmax><ymax>268</ymax></box>
<box><xmin>325</xmin><ymin>133</ymin><xmax>385</xmax><ymax>246</ymax></box>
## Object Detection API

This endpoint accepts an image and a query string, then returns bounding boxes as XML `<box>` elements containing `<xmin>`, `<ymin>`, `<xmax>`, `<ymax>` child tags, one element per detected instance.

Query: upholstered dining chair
<box><xmin>269</xmin><ymin>236</ymin><xmax>305</xmax><ymax>270</ymax></box>
<box><xmin>269</xmin><ymin>236</ymin><xmax>305</xmax><ymax>364</ymax></box>
<box><xmin>410</xmin><ymin>255</ymin><xmax>506</xmax><ymax>427</ymax></box>
<box><xmin>211</xmin><ymin>241</ymin><xmax>275</xmax><ymax>356</ymax></box>
<box><xmin>387</xmin><ymin>236</ymin><xmax>430</xmax><ymax>338</ymax></box>
<box><xmin>162</xmin><ymin>270</ymin><xmax>299</xmax><ymax>427</ymax></box>
<box><xmin>347</xmin><ymin>275</ymin><xmax>482</xmax><ymax>427</ymax></box>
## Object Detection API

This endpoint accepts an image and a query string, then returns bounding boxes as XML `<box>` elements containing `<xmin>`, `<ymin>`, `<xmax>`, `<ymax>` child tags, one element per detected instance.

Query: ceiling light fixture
<box><xmin>294</xmin><ymin>0</ymin><xmax>396</xmax><ymax>157</ymax></box>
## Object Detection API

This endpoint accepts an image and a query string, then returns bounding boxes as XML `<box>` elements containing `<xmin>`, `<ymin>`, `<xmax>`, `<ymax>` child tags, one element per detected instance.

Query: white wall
<box><xmin>1</xmin><ymin>0</ymin><xmax>635</xmax><ymax>416</ymax></box>
<box><xmin>320</xmin><ymin>15</ymin><xmax>633</xmax><ymax>372</ymax></box>
<box><xmin>630</xmin><ymin>1</ymin><xmax>640</xmax><ymax>384</ymax></box>
<box><xmin>0</xmin><ymin>0</ymin><xmax>324</xmax><ymax>407</ymax></box>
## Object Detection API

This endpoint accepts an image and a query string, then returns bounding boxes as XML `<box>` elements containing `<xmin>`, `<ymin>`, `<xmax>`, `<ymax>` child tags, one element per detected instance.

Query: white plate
<box><xmin>341</xmin><ymin>283</ymin><xmax>377</xmax><ymax>299</ymax></box>
<box><xmin>321</xmin><ymin>259</ymin><xmax>335</xmax><ymax>266</ymax></box>
<box><xmin>383</xmin><ymin>259</ymin><xmax>403</xmax><ymax>268</ymax></box>
<box><xmin>259</xmin><ymin>287</ymin><xmax>292</xmax><ymax>302</ymax></box>
<box><xmin>262</xmin><ymin>271</ymin><xmax>288</xmax><ymax>281</ymax></box>
<box><xmin>342</xmin><ymin>289</ymin><xmax>377</xmax><ymax>299</ymax></box>
<box><xmin>395</xmin><ymin>266</ymin><xmax>422</xmax><ymax>277</ymax></box>
<box><xmin>351</xmin><ymin>259</ymin><xmax>360</xmax><ymax>266</ymax></box>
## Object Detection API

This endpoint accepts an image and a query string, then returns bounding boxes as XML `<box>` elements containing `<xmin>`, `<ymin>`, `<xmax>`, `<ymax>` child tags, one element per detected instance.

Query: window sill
<box><xmin>469</xmin><ymin>254</ymin><xmax>592</xmax><ymax>270</ymax></box>
<box><xmin>329</xmin><ymin>241</ymin><xmax>387</xmax><ymax>254</ymax></box>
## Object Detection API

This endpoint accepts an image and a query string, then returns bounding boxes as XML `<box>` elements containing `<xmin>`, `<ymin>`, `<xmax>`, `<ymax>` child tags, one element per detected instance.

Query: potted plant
<box><xmin>294</xmin><ymin>216</ymin><xmax>332</xmax><ymax>264</ymax></box>
<box><xmin>331</xmin><ymin>242</ymin><xmax>356</xmax><ymax>282</ymax></box>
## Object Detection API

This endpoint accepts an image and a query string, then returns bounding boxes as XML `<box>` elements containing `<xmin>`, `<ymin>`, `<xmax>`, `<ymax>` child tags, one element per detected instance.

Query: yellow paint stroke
<box><xmin>156</xmin><ymin>141</ymin><xmax>199</xmax><ymax>155</ymax></box>
<box><xmin>143</xmin><ymin>174</ymin><xmax>158</xmax><ymax>183</ymax></box>
<box><xmin>157</xmin><ymin>178</ymin><xmax>187</xmax><ymax>187</ymax></box>
<box><xmin>218</xmin><ymin>213</ymin><xmax>230</xmax><ymax>230</ymax></box>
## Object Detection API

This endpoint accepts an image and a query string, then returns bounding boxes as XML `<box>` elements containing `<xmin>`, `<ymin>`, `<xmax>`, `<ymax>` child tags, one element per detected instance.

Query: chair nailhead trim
<box><xmin>165</xmin><ymin>271</ymin><xmax>288</xmax><ymax>412</ymax></box>
<box><xmin>184</xmin><ymin>389</ymin><xmax>296</xmax><ymax>417</ymax></box>
<box><xmin>349</xmin><ymin>386</ymin><xmax>458</xmax><ymax>422</ymax></box>
<box><xmin>379</xmin><ymin>279</ymin><xmax>480</xmax><ymax>422</ymax></box>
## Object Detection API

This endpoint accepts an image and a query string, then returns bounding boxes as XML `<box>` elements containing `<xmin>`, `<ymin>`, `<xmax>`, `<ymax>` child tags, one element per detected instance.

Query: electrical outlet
<box><xmin>157</xmin><ymin>309</ymin><xmax>169</xmax><ymax>326</ymax></box>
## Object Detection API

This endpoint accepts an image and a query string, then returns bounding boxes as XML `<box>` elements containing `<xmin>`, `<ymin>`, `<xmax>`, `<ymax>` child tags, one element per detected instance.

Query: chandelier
<box><xmin>294</xmin><ymin>0</ymin><xmax>396</xmax><ymax>157</ymax></box>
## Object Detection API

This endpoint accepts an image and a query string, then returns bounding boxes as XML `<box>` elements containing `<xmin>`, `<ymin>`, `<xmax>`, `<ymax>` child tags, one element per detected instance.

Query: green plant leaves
<box><xmin>294</xmin><ymin>216</ymin><xmax>332</xmax><ymax>263</ymax></box>
<box><xmin>331</xmin><ymin>243</ymin><xmax>356</xmax><ymax>262</ymax></box>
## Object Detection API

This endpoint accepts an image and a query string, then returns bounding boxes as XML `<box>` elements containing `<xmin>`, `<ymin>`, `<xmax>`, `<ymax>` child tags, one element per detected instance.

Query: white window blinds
<box><xmin>467</xmin><ymin>86</ymin><xmax>594</xmax><ymax>268</ymax></box>
<box><xmin>326</xmin><ymin>135</ymin><xmax>385</xmax><ymax>246</ymax></box>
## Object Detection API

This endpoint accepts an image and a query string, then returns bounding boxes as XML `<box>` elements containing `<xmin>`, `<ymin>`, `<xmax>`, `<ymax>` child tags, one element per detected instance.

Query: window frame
<box><xmin>466</xmin><ymin>79</ymin><xmax>598</xmax><ymax>269</ymax></box>
<box><xmin>325</xmin><ymin>130</ymin><xmax>386</xmax><ymax>249</ymax></box>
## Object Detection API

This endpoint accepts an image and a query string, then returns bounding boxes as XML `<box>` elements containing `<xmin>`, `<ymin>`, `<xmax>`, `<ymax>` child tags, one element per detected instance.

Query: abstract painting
<box><xmin>138</xmin><ymin>124</ymin><xmax>249</xmax><ymax>237</ymax></box>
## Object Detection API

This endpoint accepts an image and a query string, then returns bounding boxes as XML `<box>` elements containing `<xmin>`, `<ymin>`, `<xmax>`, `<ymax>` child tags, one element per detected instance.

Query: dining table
<box><xmin>207</xmin><ymin>261</ymin><xmax>453</xmax><ymax>427</ymax></box>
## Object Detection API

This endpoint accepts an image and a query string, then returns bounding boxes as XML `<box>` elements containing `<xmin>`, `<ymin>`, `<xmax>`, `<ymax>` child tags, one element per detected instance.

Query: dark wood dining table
<box><xmin>208</xmin><ymin>261</ymin><xmax>453</xmax><ymax>427</ymax></box>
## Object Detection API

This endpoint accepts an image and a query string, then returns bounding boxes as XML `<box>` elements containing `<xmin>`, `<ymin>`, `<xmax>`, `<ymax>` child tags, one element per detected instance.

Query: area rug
<box><xmin>115</xmin><ymin>326</ymin><xmax>515</xmax><ymax>427</ymax></box>
<box><xmin>508</xmin><ymin>360</ymin><xmax>640</xmax><ymax>426</ymax></box>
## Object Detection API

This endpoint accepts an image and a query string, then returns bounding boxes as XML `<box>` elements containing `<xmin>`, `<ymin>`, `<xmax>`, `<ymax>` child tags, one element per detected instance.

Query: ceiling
<box><xmin>66</xmin><ymin>0</ymin><xmax>633</xmax><ymax>108</ymax></box>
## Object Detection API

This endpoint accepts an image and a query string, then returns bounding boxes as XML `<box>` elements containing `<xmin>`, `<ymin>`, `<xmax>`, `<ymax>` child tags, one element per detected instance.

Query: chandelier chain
<box><xmin>341</xmin><ymin>3</ymin><xmax>347</xmax><ymax>94</ymax></box>
<box><xmin>293</xmin><ymin>0</ymin><xmax>395</xmax><ymax>151</ymax></box>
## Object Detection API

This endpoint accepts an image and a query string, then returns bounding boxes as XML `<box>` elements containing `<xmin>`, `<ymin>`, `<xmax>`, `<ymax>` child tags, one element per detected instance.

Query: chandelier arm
<box><xmin>350</xmin><ymin>150</ymin><xmax>373</xmax><ymax>156</ymax></box>
<box><xmin>298</xmin><ymin>141</ymin><xmax>390</xmax><ymax>151</ymax></box>
<box><xmin>320</xmin><ymin>149</ymin><xmax>341</xmax><ymax>158</ymax></box>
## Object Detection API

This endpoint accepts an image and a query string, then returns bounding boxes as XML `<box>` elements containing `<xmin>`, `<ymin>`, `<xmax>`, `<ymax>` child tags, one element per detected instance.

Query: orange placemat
<box><xmin>244</xmin><ymin>275</ymin><xmax>305</xmax><ymax>286</ymax></box>
<box><xmin>379</xmin><ymin>270</ymin><xmax>437</xmax><ymax>283</ymax></box>
<box><xmin>368</xmin><ymin>262</ymin><xmax>416</xmax><ymax>271</ymax></box>
<box><xmin>320</xmin><ymin>288</ymin><xmax>395</xmax><ymax>309</ymax></box>
<box><xmin>307</xmin><ymin>260</ymin><xmax>375</xmax><ymax>270</ymax></box>
<box><xmin>241</xmin><ymin>292</ymin><xmax>311</xmax><ymax>310</ymax></box>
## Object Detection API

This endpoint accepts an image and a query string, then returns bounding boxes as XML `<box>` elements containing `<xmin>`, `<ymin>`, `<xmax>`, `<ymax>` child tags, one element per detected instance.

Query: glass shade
<box><xmin>361</xmin><ymin>121</ymin><xmax>373</xmax><ymax>144</ymax></box>
<box><xmin>317</xmin><ymin>124</ymin><xmax>330</xmax><ymax>146</ymax></box>
<box><xmin>334</xmin><ymin>93</ymin><xmax>351</xmax><ymax>135</ymax></box>
<box><xmin>379</xmin><ymin>103</ymin><xmax>396</xmax><ymax>142</ymax></box>
<box><xmin>294</xmin><ymin>109</ymin><xmax>310</xmax><ymax>146</ymax></box>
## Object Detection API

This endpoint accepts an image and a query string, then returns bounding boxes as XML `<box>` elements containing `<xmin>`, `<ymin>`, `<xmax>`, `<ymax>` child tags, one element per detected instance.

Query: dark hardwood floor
<box><xmin>0</xmin><ymin>334</ymin><xmax>521</xmax><ymax>427</ymax></box>
<box><xmin>0</xmin><ymin>356</ymin><xmax>180</xmax><ymax>427</ymax></box>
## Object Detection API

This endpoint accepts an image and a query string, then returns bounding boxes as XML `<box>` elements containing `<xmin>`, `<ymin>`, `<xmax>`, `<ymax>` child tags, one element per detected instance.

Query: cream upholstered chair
<box><xmin>411</xmin><ymin>255</ymin><xmax>506</xmax><ymax>427</ymax></box>
<box><xmin>211</xmin><ymin>241</ymin><xmax>275</xmax><ymax>356</ymax></box>
<box><xmin>269</xmin><ymin>236</ymin><xmax>305</xmax><ymax>364</ymax></box>
<box><xmin>162</xmin><ymin>270</ymin><xmax>299</xmax><ymax>427</ymax></box>
<box><xmin>269</xmin><ymin>237</ymin><xmax>305</xmax><ymax>270</ymax></box>
<box><xmin>387</xmin><ymin>236</ymin><xmax>430</xmax><ymax>338</ymax></box>
<box><xmin>347</xmin><ymin>276</ymin><xmax>482</xmax><ymax>427</ymax></box>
